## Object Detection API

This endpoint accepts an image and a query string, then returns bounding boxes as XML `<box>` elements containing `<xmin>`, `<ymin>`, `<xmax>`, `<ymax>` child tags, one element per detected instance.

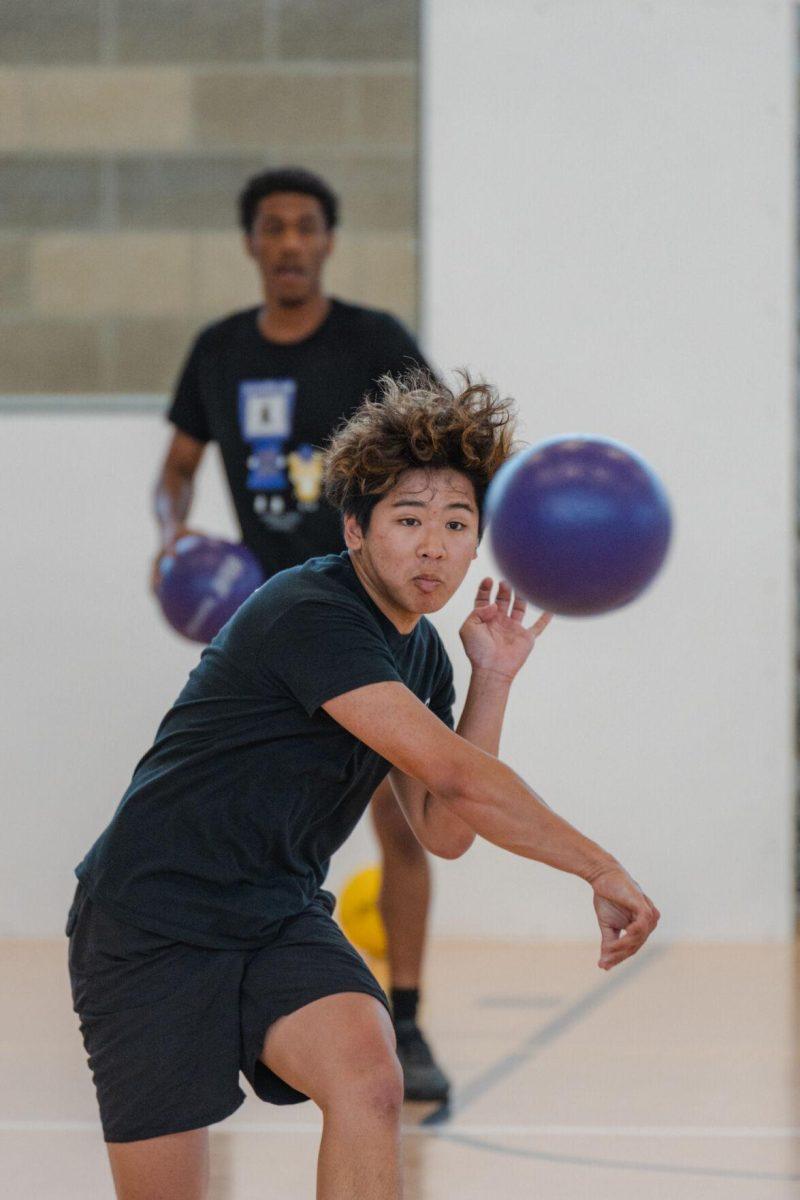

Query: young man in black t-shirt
<box><xmin>152</xmin><ymin>167</ymin><xmax>446</xmax><ymax>1100</ymax></box>
<box><xmin>73</xmin><ymin>373</ymin><xmax>659</xmax><ymax>1199</ymax></box>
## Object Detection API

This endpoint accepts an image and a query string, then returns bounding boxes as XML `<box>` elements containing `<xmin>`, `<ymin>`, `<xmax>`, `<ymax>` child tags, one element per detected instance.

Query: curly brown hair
<box><xmin>323</xmin><ymin>370</ymin><xmax>517</xmax><ymax>533</ymax></box>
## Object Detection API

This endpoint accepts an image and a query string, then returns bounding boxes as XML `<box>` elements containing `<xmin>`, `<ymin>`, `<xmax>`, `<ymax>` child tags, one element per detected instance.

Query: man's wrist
<box><xmin>469</xmin><ymin>665</ymin><xmax>515</xmax><ymax>690</ymax></box>
<box><xmin>580</xmin><ymin>852</ymin><xmax>622</xmax><ymax>887</ymax></box>
<box><xmin>160</xmin><ymin>522</ymin><xmax>187</xmax><ymax>550</ymax></box>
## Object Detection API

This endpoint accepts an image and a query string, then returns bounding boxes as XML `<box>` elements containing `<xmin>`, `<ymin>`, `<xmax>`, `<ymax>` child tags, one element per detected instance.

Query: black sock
<box><xmin>391</xmin><ymin>987</ymin><xmax>420</xmax><ymax>1025</ymax></box>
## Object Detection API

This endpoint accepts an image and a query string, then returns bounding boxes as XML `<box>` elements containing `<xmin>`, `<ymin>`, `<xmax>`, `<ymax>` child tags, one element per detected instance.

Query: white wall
<box><xmin>421</xmin><ymin>0</ymin><xmax>796</xmax><ymax>938</ymax></box>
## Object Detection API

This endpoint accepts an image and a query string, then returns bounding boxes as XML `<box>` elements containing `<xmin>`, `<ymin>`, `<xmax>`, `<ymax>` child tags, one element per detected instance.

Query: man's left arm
<box><xmin>389</xmin><ymin>579</ymin><xmax>552</xmax><ymax>856</ymax></box>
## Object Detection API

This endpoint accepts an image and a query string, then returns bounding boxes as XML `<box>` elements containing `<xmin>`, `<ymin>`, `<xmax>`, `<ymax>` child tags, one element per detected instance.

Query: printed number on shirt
<box><xmin>241</xmin><ymin>381</ymin><xmax>294</xmax><ymax>439</ymax></box>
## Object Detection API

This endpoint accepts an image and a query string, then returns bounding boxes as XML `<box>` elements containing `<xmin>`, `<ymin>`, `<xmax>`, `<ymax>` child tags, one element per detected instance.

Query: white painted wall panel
<box><xmin>420</xmin><ymin>0</ymin><xmax>796</xmax><ymax>939</ymax></box>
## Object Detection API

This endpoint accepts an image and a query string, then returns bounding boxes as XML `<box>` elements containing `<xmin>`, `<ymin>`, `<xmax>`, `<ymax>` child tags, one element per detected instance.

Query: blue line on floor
<box><xmin>437</xmin><ymin>1131</ymin><xmax>800</xmax><ymax>1183</ymax></box>
<box><xmin>422</xmin><ymin>944</ymin><xmax>667</xmax><ymax>1127</ymax></box>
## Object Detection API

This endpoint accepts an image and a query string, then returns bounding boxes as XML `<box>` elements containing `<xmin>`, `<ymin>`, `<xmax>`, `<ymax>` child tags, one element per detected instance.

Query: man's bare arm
<box><xmin>154</xmin><ymin>429</ymin><xmax>205</xmax><ymax>543</ymax></box>
<box><xmin>325</xmin><ymin>680</ymin><xmax>606</xmax><ymax>875</ymax></box>
<box><xmin>151</xmin><ymin>430</ymin><xmax>206</xmax><ymax>590</ymax></box>
<box><xmin>389</xmin><ymin>582</ymin><xmax>552</xmax><ymax>858</ymax></box>
<box><xmin>386</xmin><ymin>667</ymin><xmax>514</xmax><ymax>859</ymax></box>
<box><xmin>323</xmin><ymin>680</ymin><xmax>659</xmax><ymax>969</ymax></box>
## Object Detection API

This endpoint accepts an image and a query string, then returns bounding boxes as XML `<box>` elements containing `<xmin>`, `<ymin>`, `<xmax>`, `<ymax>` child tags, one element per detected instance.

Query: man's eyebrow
<box><xmin>390</xmin><ymin>497</ymin><xmax>476</xmax><ymax>512</ymax></box>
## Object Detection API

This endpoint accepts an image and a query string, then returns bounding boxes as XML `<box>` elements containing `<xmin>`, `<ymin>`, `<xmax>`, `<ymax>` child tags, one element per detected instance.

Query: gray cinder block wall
<box><xmin>0</xmin><ymin>0</ymin><xmax>420</xmax><ymax>393</ymax></box>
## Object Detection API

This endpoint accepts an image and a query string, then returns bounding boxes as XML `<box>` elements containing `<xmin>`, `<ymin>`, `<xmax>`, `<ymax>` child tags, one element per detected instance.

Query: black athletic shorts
<box><xmin>67</xmin><ymin>882</ymin><xmax>389</xmax><ymax>1143</ymax></box>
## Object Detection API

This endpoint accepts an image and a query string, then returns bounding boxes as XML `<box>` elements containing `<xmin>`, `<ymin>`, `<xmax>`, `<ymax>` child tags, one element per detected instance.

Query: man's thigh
<box><xmin>239</xmin><ymin>899</ymin><xmax>391</xmax><ymax>1105</ymax></box>
<box><xmin>261</xmin><ymin>992</ymin><xmax>398</xmax><ymax>1105</ymax></box>
<box><xmin>107</xmin><ymin>1128</ymin><xmax>209</xmax><ymax>1200</ymax></box>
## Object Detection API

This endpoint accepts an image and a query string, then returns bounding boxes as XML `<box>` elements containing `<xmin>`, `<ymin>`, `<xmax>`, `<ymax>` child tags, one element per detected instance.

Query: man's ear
<box><xmin>343</xmin><ymin>513</ymin><xmax>364</xmax><ymax>551</ymax></box>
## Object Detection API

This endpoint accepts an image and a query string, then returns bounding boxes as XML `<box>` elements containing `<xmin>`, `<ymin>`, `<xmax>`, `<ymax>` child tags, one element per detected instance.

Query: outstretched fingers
<box><xmin>494</xmin><ymin>580</ymin><xmax>514</xmax><ymax>616</ymax></box>
<box><xmin>472</xmin><ymin>578</ymin><xmax>552</xmax><ymax>637</ymax></box>
<box><xmin>507</xmin><ymin>587</ymin><xmax>527</xmax><ymax>623</ymax></box>
<box><xmin>530</xmin><ymin>610</ymin><xmax>553</xmax><ymax>638</ymax></box>
<box><xmin>474</xmin><ymin>577</ymin><xmax>494</xmax><ymax>607</ymax></box>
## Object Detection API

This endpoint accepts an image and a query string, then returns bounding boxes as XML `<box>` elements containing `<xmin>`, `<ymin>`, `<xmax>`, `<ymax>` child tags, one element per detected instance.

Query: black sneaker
<box><xmin>394</xmin><ymin>1019</ymin><xmax>451</xmax><ymax>1102</ymax></box>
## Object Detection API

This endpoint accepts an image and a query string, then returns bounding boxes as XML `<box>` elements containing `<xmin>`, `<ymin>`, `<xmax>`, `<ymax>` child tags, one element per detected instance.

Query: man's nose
<box><xmin>418</xmin><ymin>531</ymin><xmax>446</xmax><ymax>558</ymax></box>
<box><xmin>279</xmin><ymin>226</ymin><xmax>303</xmax><ymax>251</ymax></box>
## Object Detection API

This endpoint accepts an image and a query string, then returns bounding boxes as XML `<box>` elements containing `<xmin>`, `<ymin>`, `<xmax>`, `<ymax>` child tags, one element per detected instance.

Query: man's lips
<box><xmin>413</xmin><ymin>576</ymin><xmax>443</xmax><ymax>593</ymax></box>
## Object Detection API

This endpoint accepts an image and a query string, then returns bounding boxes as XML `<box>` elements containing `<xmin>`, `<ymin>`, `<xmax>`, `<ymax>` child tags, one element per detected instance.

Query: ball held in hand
<box><xmin>157</xmin><ymin>535</ymin><xmax>265</xmax><ymax>643</ymax></box>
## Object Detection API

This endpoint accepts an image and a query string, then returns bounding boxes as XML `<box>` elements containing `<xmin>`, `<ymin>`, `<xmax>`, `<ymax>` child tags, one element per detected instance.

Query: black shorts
<box><xmin>67</xmin><ymin>883</ymin><xmax>389</xmax><ymax>1143</ymax></box>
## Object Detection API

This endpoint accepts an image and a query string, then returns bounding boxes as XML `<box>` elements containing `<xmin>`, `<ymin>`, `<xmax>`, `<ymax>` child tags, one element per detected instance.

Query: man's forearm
<box><xmin>154</xmin><ymin>467</ymin><xmax>194</xmax><ymax>547</ymax></box>
<box><xmin>419</xmin><ymin>668</ymin><xmax>511</xmax><ymax>853</ymax></box>
<box><xmin>455</xmin><ymin>667</ymin><xmax>512</xmax><ymax>756</ymax></box>
<box><xmin>443</xmin><ymin>747</ymin><xmax>616</xmax><ymax>882</ymax></box>
<box><xmin>421</xmin><ymin>667</ymin><xmax>612</xmax><ymax>881</ymax></box>
<box><xmin>445</xmin><ymin>665</ymin><xmax>613</xmax><ymax>881</ymax></box>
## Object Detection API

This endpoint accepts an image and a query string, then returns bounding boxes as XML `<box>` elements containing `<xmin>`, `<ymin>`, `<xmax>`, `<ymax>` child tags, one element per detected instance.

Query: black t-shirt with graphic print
<box><xmin>167</xmin><ymin>300</ymin><xmax>429</xmax><ymax>576</ymax></box>
<box><xmin>76</xmin><ymin>552</ymin><xmax>455</xmax><ymax>949</ymax></box>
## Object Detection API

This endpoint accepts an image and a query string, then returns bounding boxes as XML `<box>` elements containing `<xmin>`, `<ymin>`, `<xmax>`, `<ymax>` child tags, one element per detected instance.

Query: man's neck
<box><xmin>257</xmin><ymin>294</ymin><xmax>331</xmax><ymax>345</ymax></box>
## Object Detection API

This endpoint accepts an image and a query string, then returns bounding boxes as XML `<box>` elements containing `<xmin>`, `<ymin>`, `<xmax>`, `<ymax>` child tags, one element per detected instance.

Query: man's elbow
<box><xmin>416</xmin><ymin>744</ymin><xmax>483</xmax><ymax>858</ymax></box>
<box><xmin>422</xmin><ymin>790</ymin><xmax>477</xmax><ymax>860</ymax></box>
<box><xmin>430</xmin><ymin>828</ymin><xmax>476</xmax><ymax>860</ymax></box>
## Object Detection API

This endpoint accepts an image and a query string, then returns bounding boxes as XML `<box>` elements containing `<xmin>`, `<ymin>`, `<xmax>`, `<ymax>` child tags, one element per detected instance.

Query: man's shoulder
<box><xmin>191</xmin><ymin>307</ymin><xmax>260</xmax><ymax>353</ymax></box>
<box><xmin>330</xmin><ymin>299</ymin><xmax>411</xmax><ymax>340</ymax></box>
<box><xmin>254</xmin><ymin>554</ymin><xmax>365</xmax><ymax>619</ymax></box>
<box><xmin>229</xmin><ymin>556</ymin><xmax>382</xmax><ymax>662</ymax></box>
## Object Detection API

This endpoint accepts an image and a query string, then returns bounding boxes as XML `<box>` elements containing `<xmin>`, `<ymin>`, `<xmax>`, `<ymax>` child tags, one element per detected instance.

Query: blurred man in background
<box><xmin>151</xmin><ymin>166</ymin><xmax>449</xmax><ymax>1102</ymax></box>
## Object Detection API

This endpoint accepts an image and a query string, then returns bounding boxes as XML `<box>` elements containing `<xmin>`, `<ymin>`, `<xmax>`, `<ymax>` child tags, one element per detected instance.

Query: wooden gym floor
<box><xmin>1</xmin><ymin>938</ymin><xmax>797</xmax><ymax>1198</ymax></box>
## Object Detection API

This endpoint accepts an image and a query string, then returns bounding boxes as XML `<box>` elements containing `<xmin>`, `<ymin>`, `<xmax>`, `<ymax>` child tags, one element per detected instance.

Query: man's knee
<box><xmin>325</xmin><ymin>1055</ymin><xmax>404</xmax><ymax>1124</ymax></box>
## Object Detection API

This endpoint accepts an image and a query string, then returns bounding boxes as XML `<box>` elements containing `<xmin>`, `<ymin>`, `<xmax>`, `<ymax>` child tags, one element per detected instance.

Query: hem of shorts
<box><xmin>103</xmin><ymin>1094</ymin><xmax>245</xmax><ymax>1145</ymax></box>
<box><xmin>245</xmin><ymin>983</ymin><xmax>392</xmax><ymax>1102</ymax></box>
<box><xmin>257</xmin><ymin>980</ymin><xmax>391</xmax><ymax>1041</ymax></box>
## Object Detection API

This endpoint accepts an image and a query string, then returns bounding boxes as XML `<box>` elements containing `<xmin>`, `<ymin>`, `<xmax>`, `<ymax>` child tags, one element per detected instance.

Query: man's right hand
<box><xmin>150</xmin><ymin>527</ymin><xmax>204</xmax><ymax>594</ymax></box>
<box><xmin>590</xmin><ymin>866</ymin><xmax>660</xmax><ymax>971</ymax></box>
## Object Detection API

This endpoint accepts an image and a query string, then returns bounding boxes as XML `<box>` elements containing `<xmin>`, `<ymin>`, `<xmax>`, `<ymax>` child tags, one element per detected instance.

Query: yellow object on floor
<box><xmin>338</xmin><ymin>865</ymin><xmax>387</xmax><ymax>960</ymax></box>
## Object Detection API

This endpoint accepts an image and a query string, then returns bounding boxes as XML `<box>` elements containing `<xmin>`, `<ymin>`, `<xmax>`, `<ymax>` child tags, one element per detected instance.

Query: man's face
<box><xmin>345</xmin><ymin>469</ymin><xmax>480</xmax><ymax>625</ymax></box>
<box><xmin>245</xmin><ymin>192</ymin><xmax>333</xmax><ymax>306</ymax></box>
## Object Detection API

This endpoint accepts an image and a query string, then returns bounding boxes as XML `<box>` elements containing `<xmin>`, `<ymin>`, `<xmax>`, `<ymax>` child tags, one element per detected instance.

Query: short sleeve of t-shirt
<box><xmin>167</xmin><ymin>336</ymin><xmax>212</xmax><ymax>444</ymax></box>
<box><xmin>260</xmin><ymin>598</ymin><xmax>404</xmax><ymax>717</ymax></box>
<box><xmin>369</xmin><ymin>315</ymin><xmax>431</xmax><ymax>390</ymax></box>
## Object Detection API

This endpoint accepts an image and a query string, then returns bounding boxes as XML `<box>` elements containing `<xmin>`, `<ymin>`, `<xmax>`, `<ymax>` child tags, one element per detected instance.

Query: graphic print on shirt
<box><xmin>287</xmin><ymin>444</ymin><xmax>325</xmax><ymax>508</ymax></box>
<box><xmin>239</xmin><ymin>378</ymin><xmax>322</xmax><ymax>532</ymax></box>
<box><xmin>239</xmin><ymin>378</ymin><xmax>295</xmax><ymax>487</ymax></box>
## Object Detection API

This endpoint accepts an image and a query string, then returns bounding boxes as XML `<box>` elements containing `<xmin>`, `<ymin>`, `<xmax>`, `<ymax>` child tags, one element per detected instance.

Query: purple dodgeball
<box><xmin>157</xmin><ymin>536</ymin><xmax>265</xmax><ymax>643</ymax></box>
<box><xmin>486</xmin><ymin>435</ymin><xmax>672</xmax><ymax>616</ymax></box>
